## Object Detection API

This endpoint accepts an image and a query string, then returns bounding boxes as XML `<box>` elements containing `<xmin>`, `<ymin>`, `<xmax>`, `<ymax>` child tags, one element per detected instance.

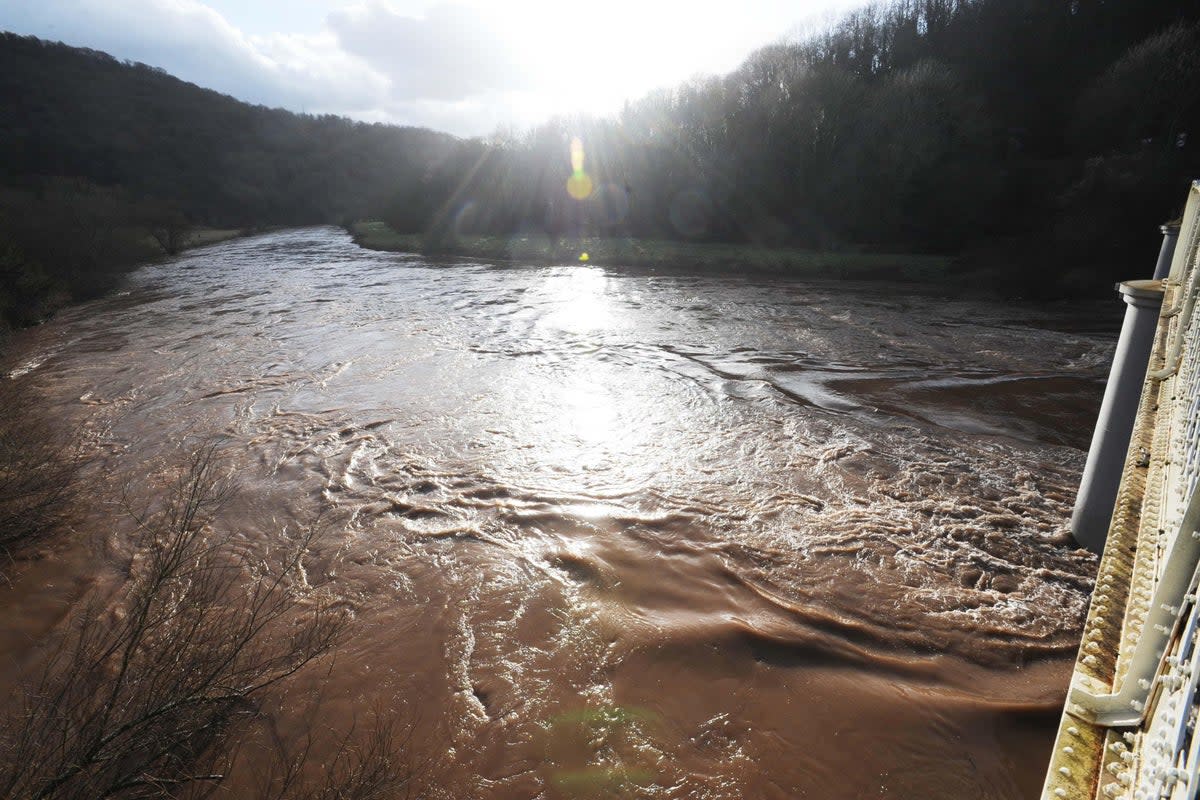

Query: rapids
<box><xmin>0</xmin><ymin>228</ymin><xmax>1113</xmax><ymax>798</ymax></box>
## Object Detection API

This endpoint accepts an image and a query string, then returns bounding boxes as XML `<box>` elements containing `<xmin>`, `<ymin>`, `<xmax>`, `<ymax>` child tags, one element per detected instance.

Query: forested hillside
<box><xmin>0</xmin><ymin>33</ymin><xmax>456</xmax><ymax>227</ymax></box>
<box><xmin>385</xmin><ymin>0</ymin><xmax>1199</xmax><ymax>289</ymax></box>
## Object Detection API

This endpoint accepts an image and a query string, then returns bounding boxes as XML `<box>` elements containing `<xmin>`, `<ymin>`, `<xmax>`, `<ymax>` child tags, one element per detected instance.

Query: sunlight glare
<box><xmin>560</xmin><ymin>375</ymin><xmax>618</xmax><ymax>444</ymax></box>
<box><xmin>538</xmin><ymin>266</ymin><xmax>613</xmax><ymax>333</ymax></box>
<box><xmin>566</xmin><ymin>136</ymin><xmax>594</xmax><ymax>200</ymax></box>
<box><xmin>478</xmin><ymin>1</ymin><xmax>779</xmax><ymax>118</ymax></box>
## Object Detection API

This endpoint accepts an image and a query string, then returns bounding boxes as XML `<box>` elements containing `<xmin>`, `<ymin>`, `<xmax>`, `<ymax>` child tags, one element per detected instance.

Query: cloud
<box><xmin>0</xmin><ymin>0</ymin><xmax>390</xmax><ymax>113</ymax></box>
<box><xmin>327</xmin><ymin>2</ymin><xmax>532</xmax><ymax>102</ymax></box>
<box><xmin>249</xmin><ymin>29</ymin><xmax>391</xmax><ymax>112</ymax></box>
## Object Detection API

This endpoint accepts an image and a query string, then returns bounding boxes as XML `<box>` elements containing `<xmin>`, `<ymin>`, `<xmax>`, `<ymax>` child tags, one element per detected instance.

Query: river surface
<box><xmin>1</xmin><ymin>228</ymin><xmax>1115</xmax><ymax>798</ymax></box>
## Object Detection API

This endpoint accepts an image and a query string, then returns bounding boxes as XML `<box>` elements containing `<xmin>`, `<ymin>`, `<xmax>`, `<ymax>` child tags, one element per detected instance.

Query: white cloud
<box><xmin>0</xmin><ymin>0</ymin><xmax>389</xmax><ymax>112</ymax></box>
<box><xmin>249</xmin><ymin>29</ymin><xmax>390</xmax><ymax>112</ymax></box>
<box><xmin>328</xmin><ymin>2</ymin><xmax>533</xmax><ymax>101</ymax></box>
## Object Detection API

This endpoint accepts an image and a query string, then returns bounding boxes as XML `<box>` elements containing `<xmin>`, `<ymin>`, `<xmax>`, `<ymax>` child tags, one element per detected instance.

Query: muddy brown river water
<box><xmin>1</xmin><ymin>228</ymin><xmax>1117</xmax><ymax>798</ymax></box>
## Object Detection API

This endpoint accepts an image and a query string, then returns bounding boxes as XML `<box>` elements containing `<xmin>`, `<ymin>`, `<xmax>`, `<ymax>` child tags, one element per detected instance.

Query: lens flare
<box><xmin>570</xmin><ymin>137</ymin><xmax>585</xmax><ymax>173</ymax></box>
<box><xmin>566</xmin><ymin>136</ymin><xmax>594</xmax><ymax>200</ymax></box>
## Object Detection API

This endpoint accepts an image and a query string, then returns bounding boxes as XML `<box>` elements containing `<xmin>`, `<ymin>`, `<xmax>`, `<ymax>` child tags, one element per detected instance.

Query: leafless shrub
<box><xmin>255</xmin><ymin>707</ymin><xmax>426</xmax><ymax>800</ymax></box>
<box><xmin>0</xmin><ymin>443</ymin><xmax>420</xmax><ymax>799</ymax></box>
<box><xmin>0</xmin><ymin>381</ymin><xmax>81</xmax><ymax>568</ymax></box>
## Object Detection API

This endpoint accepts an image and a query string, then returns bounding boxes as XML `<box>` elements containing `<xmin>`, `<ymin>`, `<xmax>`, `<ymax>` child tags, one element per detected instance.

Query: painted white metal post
<box><xmin>1070</xmin><ymin>278</ymin><xmax>1164</xmax><ymax>552</ymax></box>
<box><xmin>1153</xmin><ymin>222</ymin><xmax>1181</xmax><ymax>280</ymax></box>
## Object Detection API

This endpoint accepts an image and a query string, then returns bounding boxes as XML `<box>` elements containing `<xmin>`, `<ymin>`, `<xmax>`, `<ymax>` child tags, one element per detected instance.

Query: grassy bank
<box><xmin>350</xmin><ymin>221</ymin><xmax>957</xmax><ymax>282</ymax></box>
<box><xmin>180</xmin><ymin>227</ymin><xmax>245</xmax><ymax>248</ymax></box>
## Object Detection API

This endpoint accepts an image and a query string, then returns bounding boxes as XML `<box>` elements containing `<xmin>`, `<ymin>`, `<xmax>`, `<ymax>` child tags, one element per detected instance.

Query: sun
<box><xmin>479</xmin><ymin>1</ymin><xmax>708</xmax><ymax>117</ymax></box>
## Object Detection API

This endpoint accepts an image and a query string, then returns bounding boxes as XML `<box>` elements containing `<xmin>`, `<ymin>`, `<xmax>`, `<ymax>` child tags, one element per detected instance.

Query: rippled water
<box><xmin>1</xmin><ymin>228</ymin><xmax>1115</xmax><ymax>798</ymax></box>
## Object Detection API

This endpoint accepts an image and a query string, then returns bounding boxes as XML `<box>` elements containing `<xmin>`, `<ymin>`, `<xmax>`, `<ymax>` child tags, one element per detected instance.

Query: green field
<box><xmin>350</xmin><ymin>221</ymin><xmax>956</xmax><ymax>282</ymax></box>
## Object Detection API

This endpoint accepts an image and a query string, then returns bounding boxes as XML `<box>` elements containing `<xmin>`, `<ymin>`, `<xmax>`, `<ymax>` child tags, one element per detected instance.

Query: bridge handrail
<box><xmin>1043</xmin><ymin>179</ymin><xmax>1200</xmax><ymax>800</ymax></box>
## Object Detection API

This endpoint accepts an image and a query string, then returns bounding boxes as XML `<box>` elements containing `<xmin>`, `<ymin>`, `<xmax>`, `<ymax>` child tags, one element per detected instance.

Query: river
<box><xmin>0</xmin><ymin>228</ymin><xmax>1114</xmax><ymax>798</ymax></box>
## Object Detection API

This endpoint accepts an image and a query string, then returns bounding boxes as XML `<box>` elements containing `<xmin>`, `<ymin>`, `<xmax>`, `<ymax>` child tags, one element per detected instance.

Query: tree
<box><xmin>0</xmin><ymin>380</ymin><xmax>79</xmax><ymax>567</ymax></box>
<box><xmin>848</xmin><ymin>60</ymin><xmax>995</xmax><ymax>249</ymax></box>
<box><xmin>143</xmin><ymin>206</ymin><xmax>192</xmax><ymax>256</ymax></box>
<box><xmin>0</xmin><ymin>445</ymin><xmax>419</xmax><ymax>799</ymax></box>
<box><xmin>1076</xmin><ymin>21</ymin><xmax>1200</xmax><ymax>153</ymax></box>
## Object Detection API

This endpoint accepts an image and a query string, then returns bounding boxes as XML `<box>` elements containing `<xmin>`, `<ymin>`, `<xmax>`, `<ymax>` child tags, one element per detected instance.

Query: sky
<box><xmin>0</xmin><ymin>0</ymin><xmax>869</xmax><ymax>137</ymax></box>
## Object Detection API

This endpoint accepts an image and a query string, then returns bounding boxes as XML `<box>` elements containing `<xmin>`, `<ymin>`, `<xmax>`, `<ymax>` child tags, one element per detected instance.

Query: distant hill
<box><xmin>0</xmin><ymin>32</ymin><xmax>456</xmax><ymax>228</ymax></box>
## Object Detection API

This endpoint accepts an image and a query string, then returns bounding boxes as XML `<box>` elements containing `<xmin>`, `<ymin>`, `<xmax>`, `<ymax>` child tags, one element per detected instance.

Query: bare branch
<box><xmin>0</xmin><ymin>443</ymin><xmax>423</xmax><ymax>800</ymax></box>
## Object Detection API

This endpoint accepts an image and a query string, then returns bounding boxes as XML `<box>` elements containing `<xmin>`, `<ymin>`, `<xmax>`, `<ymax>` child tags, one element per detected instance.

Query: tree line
<box><xmin>385</xmin><ymin>0</ymin><xmax>1199</xmax><ymax>292</ymax></box>
<box><xmin>0</xmin><ymin>33</ymin><xmax>457</xmax><ymax>228</ymax></box>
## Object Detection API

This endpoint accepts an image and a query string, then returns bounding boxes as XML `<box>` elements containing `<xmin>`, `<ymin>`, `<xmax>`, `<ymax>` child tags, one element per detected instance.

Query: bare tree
<box><xmin>144</xmin><ymin>208</ymin><xmax>192</xmax><ymax>256</ymax></box>
<box><xmin>254</xmin><ymin>707</ymin><xmax>426</xmax><ymax>800</ymax></box>
<box><xmin>0</xmin><ymin>381</ymin><xmax>81</xmax><ymax>569</ymax></box>
<box><xmin>0</xmin><ymin>444</ymin><xmax>420</xmax><ymax>799</ymax></box>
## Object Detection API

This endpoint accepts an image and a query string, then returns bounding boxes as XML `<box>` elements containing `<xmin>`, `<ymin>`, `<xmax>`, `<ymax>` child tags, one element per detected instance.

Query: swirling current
<box><xmin>0</xmin><ymin>228</ymin><xmax>1116</xmax><ymax>798</ymax></box>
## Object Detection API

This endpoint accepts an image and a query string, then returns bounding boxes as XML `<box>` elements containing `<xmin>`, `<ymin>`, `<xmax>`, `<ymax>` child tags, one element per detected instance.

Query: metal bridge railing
<box><xmin>1044</xmin><ymin>180</ymin><xmax>1200</xmax><ymax>800</ymax></box>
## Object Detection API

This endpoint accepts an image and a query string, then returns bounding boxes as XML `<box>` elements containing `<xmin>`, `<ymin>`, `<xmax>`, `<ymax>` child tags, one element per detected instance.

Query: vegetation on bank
<box><xmin>0</xmin><ymin>178</ymin><xmax>252</xmax><ymax>333</ymax></box>
<box><xmin>0</xmin><ymin>385</ymin><xmax>78</xmax><ymax>565</ymax></box>
<box><xmin>350</xmin><ymin>221</ymin><xmax>956</xmax><ymax>282</ymax></box>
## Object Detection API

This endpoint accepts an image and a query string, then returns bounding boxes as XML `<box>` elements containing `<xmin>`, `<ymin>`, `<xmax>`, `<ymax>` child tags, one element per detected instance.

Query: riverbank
<box><xmin>176</xmin><ymin>227</ymin><xmax>245</xmax><ymax>249</ymax></box>
<box><xmin>0</xmin><ymin>226</ymin><xmax>250</xmax><ymax>341</ymax></box>
<box><xmin>350</xmin><ymin>221</ymin><xmax>957</xmax><ymax>282</ymax></box>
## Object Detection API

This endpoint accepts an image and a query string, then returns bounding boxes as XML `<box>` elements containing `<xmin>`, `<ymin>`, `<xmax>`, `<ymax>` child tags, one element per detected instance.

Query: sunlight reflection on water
<box><xmin>558</xmin><ymin>375</ymin><xmax>617</xmax><ymax>444</ymax></box>
<box><xmin>537</xmin><ymin>266</ymin><xmax>614</xmax><ymax>334</ymax></box>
